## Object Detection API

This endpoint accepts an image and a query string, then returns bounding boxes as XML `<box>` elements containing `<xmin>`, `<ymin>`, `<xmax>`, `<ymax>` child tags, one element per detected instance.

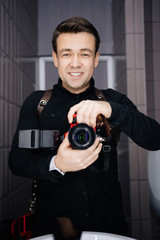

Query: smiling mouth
<box><xmin>69</xmin><ymin>72</ymin><xmax>83</xmax><ymax>76</ymax></box>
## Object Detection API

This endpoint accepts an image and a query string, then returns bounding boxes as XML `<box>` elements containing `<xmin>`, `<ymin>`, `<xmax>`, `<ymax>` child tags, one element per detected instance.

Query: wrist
<box><xmin>50</xmin><ymin>155</ymin><xmax>65</xmax><ymax>176</ymax></box>
<box><xmin>103</xmin><ymin>101</ymin><xmax>112</xmax><ymax>119</ymax></box>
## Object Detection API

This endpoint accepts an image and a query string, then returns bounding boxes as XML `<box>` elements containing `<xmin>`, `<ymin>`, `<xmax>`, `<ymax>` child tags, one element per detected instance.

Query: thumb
<box><xmin>61</xmin><ymin>132</ymin><xmax>71</xmax><ymax>147</ymax></box>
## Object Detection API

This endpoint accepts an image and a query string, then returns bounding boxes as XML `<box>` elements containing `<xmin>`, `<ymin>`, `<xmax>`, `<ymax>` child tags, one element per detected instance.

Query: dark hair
<box><xmin>52</xmin><ymin>17</ymin><xmax>100</xmax><ymax>54</ymax></box>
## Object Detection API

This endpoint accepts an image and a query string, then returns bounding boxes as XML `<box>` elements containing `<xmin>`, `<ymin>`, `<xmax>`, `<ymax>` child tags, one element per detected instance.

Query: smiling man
<box><xmin>9</xmin><ymin>17</ymin><xmax>160</xmax><ymax>239</ymax></box>
<box><xmin>52</xmin><ymin>32</ymin><xmax>99</xmax><ymax>94</ymax></box>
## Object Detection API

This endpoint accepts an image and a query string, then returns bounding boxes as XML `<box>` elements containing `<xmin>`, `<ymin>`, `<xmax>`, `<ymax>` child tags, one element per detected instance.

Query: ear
<box><xmin>52</xmin><ymin>51</ymin><xmax>58</xmax><ymax>68</ymax></box>
<box><xmin>94</xmin><ymin>51</ymin><xmax>100</xmax><ymax>68</ymax></box>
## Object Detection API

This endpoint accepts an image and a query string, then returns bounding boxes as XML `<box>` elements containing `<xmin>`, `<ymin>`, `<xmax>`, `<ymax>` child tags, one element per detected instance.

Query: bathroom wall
<box><xmin>124</xmin><ymin>0</ymin><xmax>150</xmax><ymax>239</ymax></box>
<box><xmin>112</xmin><ymin>1</ymin><xmax>158</xmax><ymax>240</ymax></box>
<box><xmin>145</xmin><ymin>0</ymin><xmax>160</xmax><ymax>123</ymax></box>
<box><xmin>112</xmin><ymin>0</ymin><xmax>131</xmax><ymax>232</ymax></box>
<box><xmin>38</xmin><ymin>0</ymin><xmax>113</xmax><ymax>56</ymax></box>
<box><xmin>144</xmin><ymin>0</ymin><xmax>160</xmax><ymax>239</ymax></box>
<box><xmin>0</xmin><ymin>0</ymin><xmax>38</xmax><ymax>220</ymax></box>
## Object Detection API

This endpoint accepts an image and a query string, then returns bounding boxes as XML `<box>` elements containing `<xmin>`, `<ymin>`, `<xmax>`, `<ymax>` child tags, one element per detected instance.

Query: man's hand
<box><xmin>67</xmin><ymin>100</ymin><xmax>112</xmax><ymax>128</ymax></box>
<box><xmin>54</xmin><ymin>134</ymin><xmax>103</xmax><ymax>173</ymax></box>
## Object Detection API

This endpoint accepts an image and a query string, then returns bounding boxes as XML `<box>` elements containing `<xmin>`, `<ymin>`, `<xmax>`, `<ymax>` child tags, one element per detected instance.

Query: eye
<box><xmin>81</xmin><ymin>53</ymin><xmax>90</xmax><ymax>57</ymax></box>
<box><xmin>62</xmin><ymin>53</ymin><xmax>70</xmax><ymax>57</ymax></box>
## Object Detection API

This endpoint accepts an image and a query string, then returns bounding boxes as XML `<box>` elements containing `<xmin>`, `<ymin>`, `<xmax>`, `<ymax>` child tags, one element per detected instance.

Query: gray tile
<box><xmin>153</xmin><ymin>23</ymin><xmax>160</xmax><ymax>51</ymax></box>
<box><xmin>153</xmin><ymin>52</ymin><xmax>160</xmax><ymax>80</ymax></box>
<box><xmin>125</xmin><ymin>0</ymin><xmax>134</xmax><ymax>33</ymax></box>
<box><xmin>130</xmin><ymin>181</ymin><xmax>140</xmax><ymax>219</ymax></box>
<box><xmin>135</xmin><ymin>34</ymin><xmax>145</xmax><ymax>69</ymax></box>
<box><xmin>138</xmin><ymin>148</ymin><xmax>148</xmax><ymax>180</ymax></box>
<box><xmin>135</xmin><ymin>0</ymin><xmax>144</xmax><ymax>33</ymax></box>
<box><xmin>140</xmin><ymin>181</ymin><xmax>150</xmax><ymax>218</ymax></box>
<box><xmin>144</xmin><ymin>23</ymin><xmax>153</xmax><ymax>52</ymax></box>
<box><xmin>145</xmin><ymin>52</ymin><xmax>153</xmax><ymax>81</ymax></box>
<box><xmin>0</xmin><ymin>0</ymin><xmax>37</xmax><ymax>222</ymax></box>
<box><xmin>129</xmin><ymin>142</ymin><xmax>139</xmax><ymax>180</ymax></box>
<box><xmin>0</xmin><ymin>99</ymin><xmax>2</xmax><ymax>147</ymax></box>
<box><xmin>135</xmin><ymin>70</ymin><xmax>146</xmax><ymax>106</ymax></box>
<box><xmin>127</xmin><ymin>69</ymin><xmax>137</xmax><ymax>104</ymax></box>
<box><xmin>126</xmin><ymin>34</ymin><xmax>135</xmax><ymax>69</ymax></box>
<box><xmin>154</xmin><ymin>80</ymin><xmax>160</xmax><ymax>111</ymax></box>
<box><xmin>146</xmin><ymin>81</ymin><xmax>154</xmax><ymax>110</ymax></box>
<box><xmin>152</xmin><ymin>0</ymin><xmax>160</xmax><ymax>22</ymax></box>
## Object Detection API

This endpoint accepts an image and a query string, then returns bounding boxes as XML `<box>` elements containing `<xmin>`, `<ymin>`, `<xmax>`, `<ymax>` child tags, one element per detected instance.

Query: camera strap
<box><xmin>94</xmin><ymin>88</ymin><xmax>121</xmax><ymax>173</ymax></box>
<box><xmin>37</xmin><ymin>89</ymin><xmax>53</xmax><ymax>116</ymax></box>
<box><xmin>95</xmin><ymin>88</ymin><xmax>120</xmax><ymax>143</ymax></box>
<box><xmin>27</xmin><ymin>90</ymin><xmax>55</xmax><ymax>214</ymax></box>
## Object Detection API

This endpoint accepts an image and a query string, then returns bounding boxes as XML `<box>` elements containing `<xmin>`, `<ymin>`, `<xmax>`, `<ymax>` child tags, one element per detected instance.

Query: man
<box><xmin>9</xmin><ymin>17</ymin><xmax>160</xmax><ymax>239</ymax></box>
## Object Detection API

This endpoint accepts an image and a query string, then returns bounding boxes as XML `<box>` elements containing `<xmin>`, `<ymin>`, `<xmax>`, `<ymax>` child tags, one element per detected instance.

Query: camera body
<box><xmin>67</xmin><ymin>114</ymin><xmax>97</xmax><ymax>149</ymax></box>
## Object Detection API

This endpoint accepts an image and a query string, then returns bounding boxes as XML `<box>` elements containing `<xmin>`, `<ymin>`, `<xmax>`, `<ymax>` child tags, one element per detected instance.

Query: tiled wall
<box><xmin>145</xmin><ymin>0</ymin><xmax>160</xmax><ymax>123</ymax></box>
<box><xmin>125</xmin><ymin>1</ymin><xmax>151</xmax><ymax>240</ymax></box>
<box><xmin>112</xmin><ymin>0</ymin><xmax>131</xmax><ymax>231</ymax></box>
<box><xmin>0</xmin><ymin>0</ymin><xmax>37</xmax><ymax>221</ymax></box>
<box><xmin>112</xmin><ymin>0</ymin><xmax>159</xmax><ymax>240</ymax></box>
<box><xmin>144</xmin><ymin>0</ymin><xmax>160</xmax><ymax>239</ymax></box>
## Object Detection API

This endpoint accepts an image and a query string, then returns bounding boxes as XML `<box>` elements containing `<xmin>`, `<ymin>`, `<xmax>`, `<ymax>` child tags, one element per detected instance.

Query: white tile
<box><xmin>126</xmin><ymin>34</ymin><xmax>135</xmax><ymax>69</ymax></box>
<box><xmin>135</xmin><ymin>34</ymin><xmax>145</xmax><ymax>69</ymax></box>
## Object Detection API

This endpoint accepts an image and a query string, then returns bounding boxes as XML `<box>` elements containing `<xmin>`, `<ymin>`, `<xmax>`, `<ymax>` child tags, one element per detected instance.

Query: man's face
<box><xmin>52</xmin><ymin>32</ymin><xmax>99</xmax><ymax>94</ymax></box>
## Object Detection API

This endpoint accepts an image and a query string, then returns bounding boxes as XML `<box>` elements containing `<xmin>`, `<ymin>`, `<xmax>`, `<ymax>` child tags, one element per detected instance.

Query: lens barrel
<box><xmin>68</xmin><ymin>123</ymin><xmax>96</xmax><ymax>149</ymax></box>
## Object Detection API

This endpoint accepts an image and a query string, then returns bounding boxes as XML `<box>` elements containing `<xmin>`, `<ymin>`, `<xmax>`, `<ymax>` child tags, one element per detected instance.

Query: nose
<box><xmin>70</xmin><ymin>55</ymin><xmax>81</xmax><ymax>68</ymax></box>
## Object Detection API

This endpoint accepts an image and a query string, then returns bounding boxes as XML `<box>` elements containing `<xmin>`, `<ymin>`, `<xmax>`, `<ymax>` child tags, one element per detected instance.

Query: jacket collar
<box><xmin>53</xmin><ymin>78</ymin><xmax>95</xmax><ymax>98</ymax></box>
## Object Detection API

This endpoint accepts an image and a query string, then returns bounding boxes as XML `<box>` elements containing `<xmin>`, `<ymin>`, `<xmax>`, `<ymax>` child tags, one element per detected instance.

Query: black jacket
<box><xmin>8</xmin><ymin>78</ymin><xmax>160</xmax><ymax>235</ymax></box>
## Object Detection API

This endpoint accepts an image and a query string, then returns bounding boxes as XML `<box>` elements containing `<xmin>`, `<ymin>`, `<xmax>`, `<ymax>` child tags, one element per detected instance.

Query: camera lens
<box><xmin>75</xmin><ymin>130</ymin><xmax>89</xmax><ymax>144</ymax></box>
<box><xmin>68</xmin><ymin>123</ymin><xmax>96</xmax><ymax>149</ymax></box>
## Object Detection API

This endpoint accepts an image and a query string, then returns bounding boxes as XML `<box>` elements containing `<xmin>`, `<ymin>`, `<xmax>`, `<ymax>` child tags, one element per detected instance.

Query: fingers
<box><xmin>68</xmin><ymin>100</ymin><xmax>97</xmax><ymax>127</ymax></box>
<box><xmin>76</xmin><ymin>101</ymin><xmax>95</xmax><ymax>126</ymax></box>
<box><xmin>89</xmin><ymin>137</ymin><xmax>103</xmax><ymax>155</ymax></box>
<box><xmin>68</xmin><ymin>101</ymin><xmax>83</xmax><ymax>123</ymax></box>
<box><xmin>56</xmin><ymin>136</ymin><xmax>102</xmax><ymax>172</ymax></box>
<box><xmin>68</xmin><ymin>100</ymin><xmax>112</xmax><ymax>127</ymax></box>
<box><xmin>60</xmin><ymin>132</ymin><xmax>71</xmax><ymax>148</ymax></box>
<box><xmin>78</xmin><ymin>138</ymin><xmax>103</xmax><ymax>169</ymax></box>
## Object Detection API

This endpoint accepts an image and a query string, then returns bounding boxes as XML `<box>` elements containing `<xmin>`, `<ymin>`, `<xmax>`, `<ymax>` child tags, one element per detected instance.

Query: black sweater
<box><xmin>8</xmin><ymin>78</ymin><xmax>160</xmax><ymax>234</ymax></box>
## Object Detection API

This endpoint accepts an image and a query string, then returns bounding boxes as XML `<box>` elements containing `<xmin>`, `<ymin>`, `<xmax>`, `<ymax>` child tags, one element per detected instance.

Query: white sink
<box><xmin>81</xmin><ymin>232</ymin><xmax>136</xmax><ymax>239</ymax></box>
<box><xmin>31</xmin><ymin>231</ymin><xmax>136</xmax><ymax>240</ymax></box>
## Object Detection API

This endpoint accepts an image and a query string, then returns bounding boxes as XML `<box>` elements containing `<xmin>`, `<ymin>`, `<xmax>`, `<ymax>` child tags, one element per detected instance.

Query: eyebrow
<box><xmin>60</xmin><ymin>48</ymin><xmax>93</xmax><ymax>54</ymax></box>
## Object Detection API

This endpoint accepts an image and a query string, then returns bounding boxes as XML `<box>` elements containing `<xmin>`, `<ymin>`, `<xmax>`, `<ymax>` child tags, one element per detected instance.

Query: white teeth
<box><xmin>70</xmin><ymin>72</ymin><xmax>81</xmax><ymax>76</ymax></box>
